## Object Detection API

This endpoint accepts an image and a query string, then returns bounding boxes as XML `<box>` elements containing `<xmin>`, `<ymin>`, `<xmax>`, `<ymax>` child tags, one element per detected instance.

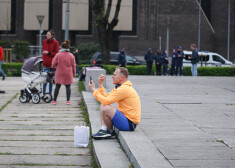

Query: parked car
<box><xmin>183</xmin><ymin>50</ymin><xmax>232</xmax><ymax>67</ymax></box>
<box><xmin>91</xmin><ymin>52</ymin><xmax>146</xmax><ymax>65</ymax></box>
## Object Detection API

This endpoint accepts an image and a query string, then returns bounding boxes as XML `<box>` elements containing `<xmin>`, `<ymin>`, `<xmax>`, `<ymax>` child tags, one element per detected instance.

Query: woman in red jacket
<box><xmin>42</xmin><ymin>29</ymin><xmax>59</xmax><ymax>98</ymax></box>
<box><xmin>0</xmin><ymin>46</ymin><xmax>6</xmax><ymax>80</ymax></box>
<box><xmin>51</xmin><ymin>40</ymin><xmax>76</xmax><ymax>105</ymax></box>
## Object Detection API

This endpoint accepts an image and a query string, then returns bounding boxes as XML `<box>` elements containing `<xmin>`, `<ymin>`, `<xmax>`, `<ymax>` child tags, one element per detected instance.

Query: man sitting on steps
<box><xmin>88</xmin><ymin>67</ymin><xmax>141</xmax><ymax>140</ymax></box>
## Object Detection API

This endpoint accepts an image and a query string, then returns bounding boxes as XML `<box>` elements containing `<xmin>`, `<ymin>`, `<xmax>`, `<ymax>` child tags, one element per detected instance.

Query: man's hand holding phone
<box><xmin>88</xmin><ymin>76</ymin><xmax>95</xmax><ymax>92</ymax></box>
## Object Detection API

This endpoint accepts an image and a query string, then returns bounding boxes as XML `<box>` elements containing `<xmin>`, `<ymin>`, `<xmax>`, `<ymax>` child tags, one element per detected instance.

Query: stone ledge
<box><xmin>82</xmin><ymin>91</ymin><xmax>130</xmax><ymax>168</ymax></box>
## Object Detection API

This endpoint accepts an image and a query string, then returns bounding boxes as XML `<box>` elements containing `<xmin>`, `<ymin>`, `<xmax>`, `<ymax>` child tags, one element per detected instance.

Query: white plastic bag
<box><xmin>74</xmin><ymin>124</ymin><xmax>90</xmax><ymax>147</ymax></box>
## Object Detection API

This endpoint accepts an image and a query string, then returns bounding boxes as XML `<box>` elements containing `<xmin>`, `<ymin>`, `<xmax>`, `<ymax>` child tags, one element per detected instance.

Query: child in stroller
<box><xmin>19</xmin><ymin>56</ymin><xmax>55</xmax><ymax>104</ymax></box>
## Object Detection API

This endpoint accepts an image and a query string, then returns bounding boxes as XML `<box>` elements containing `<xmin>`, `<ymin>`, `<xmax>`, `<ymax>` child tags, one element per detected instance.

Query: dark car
<box><xmin>91</xmin><ymin>52</ymin><xmax>146</xmax><ymax>65</ymax></box>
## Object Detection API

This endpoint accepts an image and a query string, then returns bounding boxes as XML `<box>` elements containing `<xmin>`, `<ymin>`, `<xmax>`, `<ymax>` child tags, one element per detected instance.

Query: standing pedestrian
<box><xmin>118</xmin><ymin>48</ymin><xmax>126</xmax><ymax>67</ymax></box>
<box><xmin>170</xmin><ymin>48</ymin><xmax>177</xmax><ymax>76</ymax></box>
<box><xmin>155</xmin><ymin>49</ymin><xmax>162</xmax><ymax>76</ymax></box>
<box><xmin>72</xmin><ymin>48</ymin><xmax>80</xmax><ymax>77</ymax></box>
<box><xmin>0</xmin><ymin>46</ymin><xmax>6</xmax><ymax>80</ymax></box>
<box><xmin>42</xmin><ymin>29</ymin><xmax>59</xmax><ymax>98</ymax></box>
<box><xmin>189</xmin><ymin>44</ymin><xmax>199</xmax><ymax>76</ymax></box>
<box><xmin>144</xmin><ymin>48</ymin><xmax>154</xmax><ymax>75</ymax></box>
<box><xmin>51</xmin><ymin>40</ymin><xmax>76</xmax><ymax>105</ymax></box>
<box><xmin>161</xmin><ymin>49</ymin><xmax>169</xmax><ymax>76</ymax></box>
<box><xmin>175</xmin><ymin>46</ymin><xmax>184</xmax><ymax>76</ymax></box>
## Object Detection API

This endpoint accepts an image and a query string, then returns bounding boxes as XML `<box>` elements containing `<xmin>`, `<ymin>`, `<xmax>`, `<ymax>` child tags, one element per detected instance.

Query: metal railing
<box><xmin>3</xmin><ymin>48</ymin><xmax>13</xmax><ymax>63</ymax></box>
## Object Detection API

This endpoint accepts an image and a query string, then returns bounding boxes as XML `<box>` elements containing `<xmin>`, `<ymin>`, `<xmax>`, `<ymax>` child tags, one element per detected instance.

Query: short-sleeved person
<box><xmin>0</xmin><ymin>46</ymin><xmax>6</xmax><ymax>80</ymax></box>
<box><xmin>118</xmin><ymin>49</ymin><xmax>126</xmax><ymax>67</ymax></box>
<box><xmin>42</xmin><ymin>29</ymin><xmax>59</xmax><ymax>97</ymax></box>
<box><xmin>51</xmin><ymin>40</ymin><xmax>76</xmax><ymax>105</ymax></box>
<box><xmin>189</xmin><ymin>44</ymin><xmax>199</xmax><ymax>76</ymax></box>
<box><xmin>88</xmin><ymin>67</ymin><xmax>141</xmax><ymax>140</ymax></box>
<box><xmin>144</xmin><ymin>48</ymin><xmax>154</xmax><ymax>75</ymax></box>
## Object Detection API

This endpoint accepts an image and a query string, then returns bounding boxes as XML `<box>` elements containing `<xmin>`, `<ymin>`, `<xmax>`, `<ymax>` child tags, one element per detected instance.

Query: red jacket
<box><xmin>42</xmin><ymin>38</ymin><xmax>59</xmax><ymax>68</ymax></box>
<box><xmin>0</xmin><ymin>46</ymin><xmax>3</xmax><ymax>61</ymax></box>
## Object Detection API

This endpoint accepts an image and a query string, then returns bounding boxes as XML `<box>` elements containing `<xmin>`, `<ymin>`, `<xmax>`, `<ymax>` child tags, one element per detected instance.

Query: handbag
<box><xmin>74</xmin><ymin>124</ymin><xmax>89</xmax><ymax>147</ymax></box>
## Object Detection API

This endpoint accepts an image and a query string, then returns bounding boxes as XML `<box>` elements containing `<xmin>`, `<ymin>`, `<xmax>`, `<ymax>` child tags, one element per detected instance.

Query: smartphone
<box><xmin>90</xmin><ymin>76</ymin><xmax>92</xmax><ymax>84</ymax></box>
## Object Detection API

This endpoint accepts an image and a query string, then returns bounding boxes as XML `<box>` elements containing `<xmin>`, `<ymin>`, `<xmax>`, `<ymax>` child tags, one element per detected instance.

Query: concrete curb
<box><xmin>82</xmin><ymin>91</ymin><xmax>130</xmax><ymax>168</ymax></box>
<box><xmin>82</xmin><ymin>91</ymin><xmax>173</xmax><ymax>168</ymax></box>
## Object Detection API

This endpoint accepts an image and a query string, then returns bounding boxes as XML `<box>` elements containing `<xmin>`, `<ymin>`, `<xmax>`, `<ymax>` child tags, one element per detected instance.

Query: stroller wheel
<box><xmin>43</xmin><ymin>93</ymin><xmax>52</xmax><ymax>103</ymax></box>
<box><xmin>32</xmin><ymin>93</ymin><xmax>40</xmax><ymax>104</ymax></box>
<box><xmin>19</xmin><ymin>95</ymin><xmax>27</xmax><ymax>103</ymax></box>
<box><xmin>26</xmin><ymin>96</ymin><xmax>30</xmax><ymax>102</ymax></box>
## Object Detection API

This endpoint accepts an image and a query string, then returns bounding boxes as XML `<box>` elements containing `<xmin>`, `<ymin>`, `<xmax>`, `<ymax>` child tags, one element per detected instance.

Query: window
<box><xmin>0</xmin><ymin>0</ymin><xmax>11</xmax><ymax>31</ymax></box>
<box><xmin>184</xmin><ymin>54</ymin><xmax>191</xmax><ymax>61</ymax></box>
<box><xmin>24</xmin><ymin>0</ymin><xmax>49</xmax><ymax>30</ymax></box>
<box><xmin>126</xmin><ymin>55</ymin><xmax>135</xmax><ymax>61</ymax></box>
<box><xmin>212</xmin><ymin>55</ymin><xmax>225</xmax><ymax>64</ymax></box>
<box><xmin>199</xmin><ymin>55</ymin><xmax>209</xmax><ymax>62</ymax></box>
<box><xmin>62</xmin><ymin>0</ymin><xmax>89</xmax><ymax>31</ymax></box>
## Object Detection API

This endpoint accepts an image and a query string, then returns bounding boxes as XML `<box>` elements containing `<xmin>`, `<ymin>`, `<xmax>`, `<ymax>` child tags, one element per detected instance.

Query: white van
<box><xmin>183</xmin><ymin>50</ymin><xmax>232</xmax><ymax>67</ymax></box>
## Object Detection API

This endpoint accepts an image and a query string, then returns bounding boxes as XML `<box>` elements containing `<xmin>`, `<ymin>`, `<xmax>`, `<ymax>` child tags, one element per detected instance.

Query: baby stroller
<box><xmin>19</xmin><ymin>56</ymin><xmax>54</xmax><ymax>104</ymax></box>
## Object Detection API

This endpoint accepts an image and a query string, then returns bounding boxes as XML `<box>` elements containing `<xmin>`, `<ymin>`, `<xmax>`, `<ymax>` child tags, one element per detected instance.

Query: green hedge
<box><xmin>1</xmin><ymin>63</ymin><xmax>235</xmax><ymax>77</ymax></box>
<box><xmin>0</xmin><ymin>40</ymin><xmax>30</xmax><ymax>61</ymax></box>
<box><xmin>76</xmin><ymin>42</ymin><xmax>101</xmax><ymax>64</ymax></box>
<box><xmin>2</xmin><ymin>63</ymin><xmax>23</xmax><ymax>76</ymax></box>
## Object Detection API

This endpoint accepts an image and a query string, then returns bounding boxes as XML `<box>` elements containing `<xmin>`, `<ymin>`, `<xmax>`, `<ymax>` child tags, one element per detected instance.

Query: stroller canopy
<box><xmin>21</xmin><ymin>56</ymin><xmax>43</xmax><ymax>73</ymax></box>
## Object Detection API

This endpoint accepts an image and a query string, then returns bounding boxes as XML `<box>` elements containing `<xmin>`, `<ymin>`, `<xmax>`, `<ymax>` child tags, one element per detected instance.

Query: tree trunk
<box><xmin>92</xmin><ymin>0</ymin><xmax>122</xmax><ymax>65</ymax></box>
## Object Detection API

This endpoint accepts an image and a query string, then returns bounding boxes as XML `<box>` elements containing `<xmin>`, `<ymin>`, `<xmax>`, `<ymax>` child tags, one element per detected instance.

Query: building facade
<box><xmin>0</xmin><ymin>0</ymin><xmax>234</xmax><ymax>62</ymax></box>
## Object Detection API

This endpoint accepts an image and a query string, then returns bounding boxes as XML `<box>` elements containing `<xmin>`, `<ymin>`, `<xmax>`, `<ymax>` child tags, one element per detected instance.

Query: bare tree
<box><xmin>92</xmin><ymin>0</ymin><xmax>122</xmax><ymax>64</ymax></box>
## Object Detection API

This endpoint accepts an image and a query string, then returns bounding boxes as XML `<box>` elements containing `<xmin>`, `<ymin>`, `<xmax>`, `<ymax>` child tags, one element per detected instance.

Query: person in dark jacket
<box><xmin>189</xmin><ymin>44</ymin><xmax>199</xmax><ymax>76</ymax></box>
<box><xmin>72</xmin><ymin>48</ymin><xmax>80</xmax><ymax>77</ymax></box>
<box><xmin>144</xmin><ymin>48</ymin><xmax>154</xmax><ymax>75</ymax></box>
<box><xmin>118</xmin><ymin>49</ymin><xmax>126</xmax><ymax>67</ymax></box>
<box><xmin>175</xmin><ymin>46</ymin><xmax>184</xmax><ymax>76</ymax></box>
<box><xmin>42</xmin><ymin>29</ymin><xmax>59</xmax><ymax>97</ymax></box>
<box><xmin>154</xmin><ymin>49</ymin><xmax>162</xmax><ymax>76</ymax></box>
<box><xmin>161</xmin><ymin>49</ymin><xmax>169</xmax><ymax>76</ymax></box>
<box><xmin>170</xmin><ymin>48</ymin><xmax>177</xmax><ymax>76</ymax></box>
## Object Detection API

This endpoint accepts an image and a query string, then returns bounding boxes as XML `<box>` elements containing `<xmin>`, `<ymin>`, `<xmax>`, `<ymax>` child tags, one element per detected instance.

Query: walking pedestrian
<box><xmin>144</xmin><ymin>48</ymin><xmax>154</xmax><ymax>75</ymax></box>
<box><xmin>189</xmin><ymin>44</ymin><xmax>199</xmax><ymax>76</ymax></box>
<box><xmin>51</xmin><ymin>40</ymin><xmax>76</xmax><ymax>105</ymax></box>
<box><xmin>175</xmin><ymin>46</ymin><xmax>184</xmax><ymax>76</ymax></box>
<box><xmin>118</xmin><ymin>48</ymin><xmax>126</xmax><ymax>67</ymax></box>
<box><xmin>155</xmin><ymin>49</ymin><xmax>162</xmax><ymax>76</ymax></box>
<box><xmin>170</xmin><ymin>48</ymin><xmax>177</xmax><ymax>76</ymax></box>
<box><xmin>72</xmin><ymin>48</ymin><xmax>80</xmax><ymax>77</ymax></box>
<box><xmin>42</xmin><ymin>29</ymin><xmax>59</xmax><ymax>98</ymax></box>
<box><xmin>0</xmin><ymin>46</ymin><xmax>6</xmax><ymax>80</ymax></box>
<box><xmin>161</xmin><ymin>49</ymin><xmax>169</xmax><ymax>76</ymax></box>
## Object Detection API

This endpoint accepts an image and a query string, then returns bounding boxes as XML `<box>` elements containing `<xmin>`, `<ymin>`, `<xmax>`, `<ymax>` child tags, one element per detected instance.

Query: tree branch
<box><xmin>109</xmin><ymin>0</ymin><xmax>122</xmax><ymax>28</ymax></box>
<box><xmin>105</xmin><ymin>0</ymin><xmax>112</xmax><ymax>22</ymax></box>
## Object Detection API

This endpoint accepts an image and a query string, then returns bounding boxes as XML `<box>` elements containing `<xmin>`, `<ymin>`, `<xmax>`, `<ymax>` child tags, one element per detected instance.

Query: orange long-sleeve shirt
<box><xmin>93</xmin><ymin>80</ymin><xmax>141</xmax><ymax>124</ymax></box>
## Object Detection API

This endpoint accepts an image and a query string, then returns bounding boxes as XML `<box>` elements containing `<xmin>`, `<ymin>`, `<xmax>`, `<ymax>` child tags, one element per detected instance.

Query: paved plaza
<box><xmin>0</xmin><ymin>77</ymin><xmax>91</xmax><ymax>168</ymax></box>
<box><xmin>0</xmin><ymin>76</ymin><xmax>235</xmax><ymax>168</ymax></box>
<box><xmin>84</xmin><ymin>75</ymin><xmax>235</xmax><ymax>168</ymax></box>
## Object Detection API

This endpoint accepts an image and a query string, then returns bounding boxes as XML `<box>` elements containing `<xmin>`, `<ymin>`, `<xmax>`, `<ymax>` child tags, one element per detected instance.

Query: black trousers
<box><xmin>146</xmin><ymin>63</ymin><xmax>153</xmax><ymax>75</ymax></box>
<box><xmin>170</xmin><ymin>61</ymin><xmax>176</xmax><ymax>76</ymax></box>
<box><xmin>54</xmin><ymin>84</ymin><xmax>71</xmax><ymax>101</ymax></box>
<box><xmin>175</xmin><ymin>60</ymin><xmax>183</xmax><ymax>76</ymax></box>
<box><xmin>162</xmin><ymin>63</ymin><xmax>169</xmax><ymax>76</ymax></box>
<box><xmin>155</xmin><ymin>64</ymin><xmax>162</xmax><ymax>75</ymax></box>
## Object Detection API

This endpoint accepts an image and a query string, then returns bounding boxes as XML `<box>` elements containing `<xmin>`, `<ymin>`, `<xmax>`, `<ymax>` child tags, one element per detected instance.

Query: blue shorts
<box><xmin>112</xmin><ymin>110</ymin><xmax>137</xmax><ymax>131</ymax></box>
